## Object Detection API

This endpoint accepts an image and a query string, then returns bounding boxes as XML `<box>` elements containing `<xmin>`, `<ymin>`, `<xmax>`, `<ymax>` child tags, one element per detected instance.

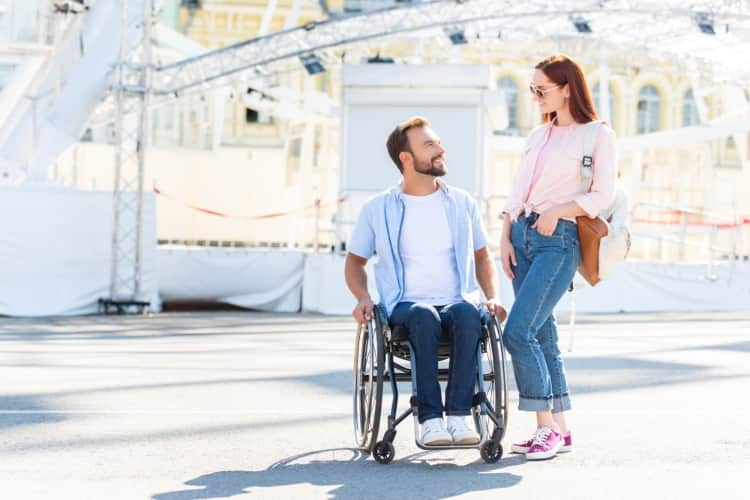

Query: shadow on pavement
<box><xmin>152</xmin><ymin>448</ymin><xmax>523</xmax><ymax>500</ymax></box>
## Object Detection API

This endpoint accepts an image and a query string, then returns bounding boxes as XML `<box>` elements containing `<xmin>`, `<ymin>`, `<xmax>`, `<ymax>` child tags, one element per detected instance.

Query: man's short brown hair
<box><xmin>386</xmin><ymin>116</ymin><xmax>431</xmax><ymax>173</ymax></box>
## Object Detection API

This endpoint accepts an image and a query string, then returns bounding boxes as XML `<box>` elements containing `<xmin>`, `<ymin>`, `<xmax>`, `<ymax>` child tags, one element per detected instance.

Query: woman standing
<box><xmin>500</xmin><ymin>54</ymin><xmax>617</xmax><ymax>460</ymax></box>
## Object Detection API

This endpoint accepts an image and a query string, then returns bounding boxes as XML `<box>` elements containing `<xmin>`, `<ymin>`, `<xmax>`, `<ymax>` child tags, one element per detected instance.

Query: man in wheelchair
<box><xmin>344</xmin><ymin>116</ymin><xmax>506</xmax><ymax>447</ymax></box>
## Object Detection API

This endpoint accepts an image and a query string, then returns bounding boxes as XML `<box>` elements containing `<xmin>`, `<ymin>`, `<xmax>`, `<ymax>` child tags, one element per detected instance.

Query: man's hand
<box><xmin>352</xmin><ymin>296</ymin><xmax>374</xmax><ymax>324</ymax></box>
<box><xmin>532</xmin><ymin>209</ymin><xmax>560</xmax><ymax>236</ymax></box>
<box><xmin>485</xmin><ymin>299</ymin><xmax>507</xmax><ymax>323</ymax></box>
<box><xmin>499</xmin><ymin>237</ymin><xmax>517</xmax><ymax>280</ymax></box>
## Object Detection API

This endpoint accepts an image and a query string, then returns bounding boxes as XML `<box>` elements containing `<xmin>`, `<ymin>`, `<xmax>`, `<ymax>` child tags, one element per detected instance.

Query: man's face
<box><xmin>403</xmin><ymin>126</ymin><xmax>447</xmax><ymax>177</ymax></box>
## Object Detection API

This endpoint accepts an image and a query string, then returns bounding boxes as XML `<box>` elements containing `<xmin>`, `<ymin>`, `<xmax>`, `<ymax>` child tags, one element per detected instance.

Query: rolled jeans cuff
<box><xmin>518</xmin><ymin>396</ymin><xmax>552</xmax><ymax>412</ymax></box>
<box><xmin>552</xmin><ymin>394</ymin><xmax>572</xmax><ymax>414</ymax></box>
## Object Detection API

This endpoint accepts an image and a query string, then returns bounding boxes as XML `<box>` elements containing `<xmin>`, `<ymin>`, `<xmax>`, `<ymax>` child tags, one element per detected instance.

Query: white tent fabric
<box><xmin>0</xmin><ymin>186</ymin><xmax>158</xmax><ymax>316</ymax></box>
<box><xmin>302</xmin><ymin>253</ymin><xmax>750</xmax><ymax>315</ymax></box>
<box><xmin>555</xmin><ymin>261</ymin><xmax>750</xmax><ymax>314</ymax></box>
<box><xmin>302</xmin><ymin>253</ymin><xmax>380</xmax><ymax>316</ymax></box>
<box><xmin>0</xmin><ymin>0</ymin><xmax>144</xmax><ymax>184</ymax></box>
<box><xmin>157</xmin><ymin>247</ymin><xmax>304</xmax><ymax>312</ymax></box>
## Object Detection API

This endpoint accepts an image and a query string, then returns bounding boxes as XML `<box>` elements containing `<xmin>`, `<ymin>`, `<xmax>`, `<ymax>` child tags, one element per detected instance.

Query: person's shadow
<box><xmin>152</xmin><ymin>448</ymin><xmax>524</xmax><ymax>500</ymax></box>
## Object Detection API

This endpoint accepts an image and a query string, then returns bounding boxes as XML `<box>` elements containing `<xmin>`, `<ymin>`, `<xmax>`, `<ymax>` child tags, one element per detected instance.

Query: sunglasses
<box><xmin>528</xmin><ymin>84</ymin><xmax>560</xmax><ymax>99</ymax></box>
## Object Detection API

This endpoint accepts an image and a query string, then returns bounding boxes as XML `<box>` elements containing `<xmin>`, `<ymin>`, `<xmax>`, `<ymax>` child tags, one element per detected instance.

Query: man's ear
<box><xmin>398</xmin><ymin>151</ymin><xmax>411</xmax><ymax>171</ymax></box>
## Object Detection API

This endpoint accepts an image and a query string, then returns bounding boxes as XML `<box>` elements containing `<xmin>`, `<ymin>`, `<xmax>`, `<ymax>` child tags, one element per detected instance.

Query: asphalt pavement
<box><xmin>1</xmin><ymin>310</ymin><xmax>748</xmax><ymax>499</ymax></box>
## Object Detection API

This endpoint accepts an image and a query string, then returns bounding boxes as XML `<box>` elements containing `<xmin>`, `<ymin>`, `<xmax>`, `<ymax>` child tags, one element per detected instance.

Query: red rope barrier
<box><xmin>153</xmin><ymin>186</ymin><xmax>347</xmax><ymax>220</ymax></box>
<box><xmin>632</xmin><ymin>216</ymin><xmax>750</xmax><ymax>229</ymax></box>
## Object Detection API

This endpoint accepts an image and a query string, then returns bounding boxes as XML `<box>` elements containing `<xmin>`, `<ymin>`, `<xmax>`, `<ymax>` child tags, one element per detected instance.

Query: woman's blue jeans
<box><xmin>504</xmin><ymin>213</ymin><xmax>580</xmax><ymax>413</ymax></box>
<box><xmin>389</xmin><ymin>301</ymin><xmax>481</xmax><ymax>423</ymax></box>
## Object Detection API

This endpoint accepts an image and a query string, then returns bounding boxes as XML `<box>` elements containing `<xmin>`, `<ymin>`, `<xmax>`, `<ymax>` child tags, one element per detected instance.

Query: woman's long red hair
<box><xmin>536</xmin><ymin>54</ymin><xmax>598</xmax><ymax>124</ymax></box>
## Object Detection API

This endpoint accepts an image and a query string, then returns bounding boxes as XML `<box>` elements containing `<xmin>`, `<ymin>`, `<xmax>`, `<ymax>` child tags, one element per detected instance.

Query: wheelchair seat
<box><xmin>388</xmin><ymin>312</ymin><xmax>491</xmax><ymax>360</ymax></box>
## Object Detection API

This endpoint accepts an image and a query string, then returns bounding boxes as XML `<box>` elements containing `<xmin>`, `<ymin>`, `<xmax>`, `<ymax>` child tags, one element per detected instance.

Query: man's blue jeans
<box><xmin>504</xmin><ymin>213</ymin><xmax>580</xmax><ymax>413</ymax></box>
<box><xmin>389</xmin><ymin>301</ymin><xmax>481</xmax><ymax>423</ymax></box>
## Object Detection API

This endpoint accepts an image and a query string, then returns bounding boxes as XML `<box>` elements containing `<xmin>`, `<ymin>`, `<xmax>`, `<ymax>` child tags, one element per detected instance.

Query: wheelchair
<box><xmin>352</xmin><ymin>303</ymin><xmax>509</xmax><ymax>464</ymax></box>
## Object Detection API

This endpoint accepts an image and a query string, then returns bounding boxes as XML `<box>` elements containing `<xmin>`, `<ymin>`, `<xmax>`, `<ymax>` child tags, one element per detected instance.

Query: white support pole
<box><xmin>258</xmin><ymin>0</ymin><xmax>278</xmax><ymax>37</ymax></box>
<box><xmin>690</xmin><ymin>74</ymin><xmax>709</xmax><ymax>125</ymax></box>
<box><xmin>679</xmin><ymin>210</ymin><xmax>687</xmax><ymax>260</ymax></box>
<box><xmin>284</xmin><ymin>0</ymin><xmax>303</xmax><ymax>30</ymax></box>
<box><xmin>567</xmin><ymin>288</ymin><xmax>576</xmax><ymax>353</ymax></box>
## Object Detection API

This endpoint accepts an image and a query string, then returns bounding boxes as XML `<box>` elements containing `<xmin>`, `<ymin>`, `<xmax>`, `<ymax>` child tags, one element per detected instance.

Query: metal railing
<box><xmin>630</xmin><ymin>201</ymin><xmax>748</xmax><ymax>280</ymax></box>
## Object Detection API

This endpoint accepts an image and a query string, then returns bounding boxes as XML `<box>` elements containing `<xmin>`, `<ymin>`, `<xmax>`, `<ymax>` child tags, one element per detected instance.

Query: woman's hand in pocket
<box><xmin>533</xmin><ymin>210</ymin><xmax>560</xmax><ymax>236</ymax></box>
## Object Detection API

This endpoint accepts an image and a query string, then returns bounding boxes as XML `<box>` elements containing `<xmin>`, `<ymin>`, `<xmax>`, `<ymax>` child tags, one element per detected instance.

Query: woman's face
<box><xmin>531</xmin><ymin>69</ymin><xmax>569</xmax><ymax>116</ymax></box>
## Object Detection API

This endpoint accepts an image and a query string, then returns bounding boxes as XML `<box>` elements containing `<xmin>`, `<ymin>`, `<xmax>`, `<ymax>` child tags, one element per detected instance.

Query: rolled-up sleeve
<box><xmin>470</xmin><ymin>197</ymin><xmax>488</xmax><ymax>251</ymax></box>
<box><xmin>575</xmin><ymin>125</ymin><xmax>617</xmax><ymax>218</ymax></box>
<box><xmin>348</xmin><ymin>203</ymin><xmax>375</xmax><ymax>259</ymax></box>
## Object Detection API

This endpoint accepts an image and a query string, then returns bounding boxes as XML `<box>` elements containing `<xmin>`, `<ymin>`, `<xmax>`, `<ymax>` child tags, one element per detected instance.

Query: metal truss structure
<box><xmin>150</xmin><ymin>0</ymin><xmax>750</xmax><ymax>96</ymax></box>
<box><xmin>106</xmin><ymin>0</ymin><xmax>152</xmax><ymax>312</ymax></box>
<box><xmin>107</xmin><ymin>0</ymin><xmax>750</xmax><ymax>310</ymax></box>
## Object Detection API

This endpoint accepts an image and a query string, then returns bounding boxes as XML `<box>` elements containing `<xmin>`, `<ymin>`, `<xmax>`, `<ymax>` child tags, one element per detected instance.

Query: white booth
<box><xmin>306</xmin><ymin>63</ymin><xmax>497</xmax><ymax>315</ymax></box>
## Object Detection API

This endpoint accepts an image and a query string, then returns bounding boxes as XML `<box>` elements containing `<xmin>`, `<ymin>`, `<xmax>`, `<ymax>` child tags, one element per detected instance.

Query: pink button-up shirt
<box><xmin>503</xmin><ymin>121</ymin><xmax>617</xmax><ymax>223</ymax></box>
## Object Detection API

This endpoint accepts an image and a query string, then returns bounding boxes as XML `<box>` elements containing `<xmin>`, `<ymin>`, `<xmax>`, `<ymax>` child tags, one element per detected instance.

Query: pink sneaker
<box><xmin>511</xmin><ymin>433</ymin><xmax>536</xmax><ymax>454</ymax></box>
<box><xmin>512</xmin><ymin>430</ymin><xmax>572</xmax><ymax>454</ymax></box>
<box><xmin>525</xmin><ymin>427</ymin><xmax>562</xmax><ymax>460</ymax></box>
<box><xmin>559</xmin><ymin>431</ymin><xmax>573</xmax><ymax>453</ymax></box>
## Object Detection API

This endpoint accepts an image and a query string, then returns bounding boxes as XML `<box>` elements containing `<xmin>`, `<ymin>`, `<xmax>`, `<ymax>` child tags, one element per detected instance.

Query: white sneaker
<box><xmin>446</xmin><ymin>415</ymin><xmax>480</xmax><ymax>445</ymax></box>
<box><xmin>420</xmin><ymin>418</ymin><xmax>452</xmax><ymax>446</ymax></box>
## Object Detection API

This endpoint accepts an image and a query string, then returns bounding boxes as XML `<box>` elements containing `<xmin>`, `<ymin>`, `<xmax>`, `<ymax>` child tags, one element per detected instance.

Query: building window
<box><xmin>497</xmin><ymin>76</ymin><xmax>519</xmax><ymax>135</ymax></box>
<box><xmin>682</xmin><ymin>89</ymin><xmax>701</xmax><ymax>126</ymax></box>
<box><xmin>637</xmin><ymin>85</ymin><xmax>661</xmax><ymax>134</ymax></box>
<box><xmin>592</xmin><ymin>82</ymin><xmax>616</xmax><ymax>129</ymax></box>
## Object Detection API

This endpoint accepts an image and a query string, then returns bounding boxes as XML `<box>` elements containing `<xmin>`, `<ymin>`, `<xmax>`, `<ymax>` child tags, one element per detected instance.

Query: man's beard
<box><xmin>413</xmin><ymin>155</ymin><xmax>447</xmax><ymax>177</ymax></box>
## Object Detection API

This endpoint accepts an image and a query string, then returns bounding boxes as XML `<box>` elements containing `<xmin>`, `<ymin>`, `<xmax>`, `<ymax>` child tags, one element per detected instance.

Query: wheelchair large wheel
<box><xmin>352</xmin><ymin>308</ymin><xmax>385</xmax><ymax>453</ymax></box>
<box><xmin>476</xmin><ymin>314</ymin><xmax>510</xmax><ymax>442</ymax></box>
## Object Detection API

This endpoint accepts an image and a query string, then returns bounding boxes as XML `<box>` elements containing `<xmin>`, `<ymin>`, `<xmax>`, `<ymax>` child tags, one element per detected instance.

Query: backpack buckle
<box><xmin>582</xmin><ymin>156</ymin><xmax>593</xmax><ymax>178</ymax></box>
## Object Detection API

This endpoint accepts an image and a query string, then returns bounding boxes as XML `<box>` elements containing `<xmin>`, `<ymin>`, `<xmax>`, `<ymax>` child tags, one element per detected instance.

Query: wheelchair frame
<box><xmin>353</xmin><ymin>304</ymin><xmax>509</xmax><ymax>464</ymax></box>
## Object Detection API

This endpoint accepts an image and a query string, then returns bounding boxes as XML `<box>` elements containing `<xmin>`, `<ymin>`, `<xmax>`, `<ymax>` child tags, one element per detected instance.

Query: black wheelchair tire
<box><xmin>352</xmin><ymin>307</ymin><xmax>385</xmax><ymax>452</ymax></box>
<box><xmin>476</xmin><ymin>313</ymin><xmax>510</xmax><ymax>443</ymax></box>
<box><xmin>480</xmin><ymin>441</ymin><xmax>503</xmax><ymax>464</ymax></box>
<box><xmin>373</xmin><ymin>440</ymin><xmax>395</xmax><ymax>464</ymax></box>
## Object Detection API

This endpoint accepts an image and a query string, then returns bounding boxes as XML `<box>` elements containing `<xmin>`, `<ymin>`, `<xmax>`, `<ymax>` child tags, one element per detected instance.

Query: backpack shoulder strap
<box><xmin>581</xmin><ymin>120</ymin><xmax>601</xmax><ymax>192</ymax></box>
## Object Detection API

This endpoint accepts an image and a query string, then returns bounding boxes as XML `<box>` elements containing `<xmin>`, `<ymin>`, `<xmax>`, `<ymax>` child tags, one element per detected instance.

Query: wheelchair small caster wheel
<box><xmin>373</xmin><ymin>440</ymin><xmax>395</xmax><ymax>464</ymax></box>
<box><xmin>480</xmin><ymin>441</ymin><xmax>503</xmax><ymax>463</ymax></box>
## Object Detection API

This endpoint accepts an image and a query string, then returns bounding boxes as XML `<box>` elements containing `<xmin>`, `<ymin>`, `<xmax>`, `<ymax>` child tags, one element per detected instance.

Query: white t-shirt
<box><xmin>399</xmin><ymin>190</ymin><xmax>462</xmax><ymax>305</ymax></box>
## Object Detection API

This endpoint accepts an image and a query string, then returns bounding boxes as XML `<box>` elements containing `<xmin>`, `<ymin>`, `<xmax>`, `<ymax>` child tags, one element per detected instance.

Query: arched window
<box><xmin>497</xmin><ymin>76</ymin><xmax>519</xmax><ymax>134</ymax></box>
<box><xmin>592</xmin><ymin>82</ymin><xmax>616</xmax><ymax>129</ymax></box>
<box><xmin>682</xmin><ymin>89</ymin><xmax>701</xmax><ymax>126</ymax></box>
<box><xmin>637</xmin><ymin>85</ymin><xmax>661</xmax><ymax>134</ymax></box>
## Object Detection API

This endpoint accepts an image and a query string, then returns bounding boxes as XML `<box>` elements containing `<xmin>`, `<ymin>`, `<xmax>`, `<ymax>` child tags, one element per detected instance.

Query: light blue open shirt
<box><xmin>348</xmin><ymin>180</ymin><xmax>489</xmax><ymax>318</ymax></box>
